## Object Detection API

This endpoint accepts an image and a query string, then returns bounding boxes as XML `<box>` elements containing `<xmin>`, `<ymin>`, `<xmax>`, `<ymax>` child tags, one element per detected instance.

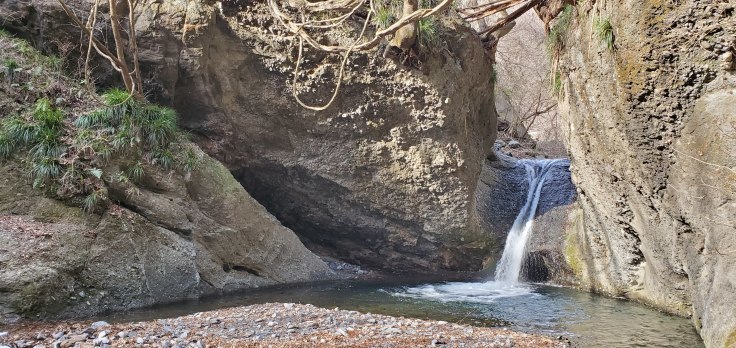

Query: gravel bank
<box><xmin>0</xmin><ymin>303</ymin><xmax>569</xmax><ymax>348</ymax></box>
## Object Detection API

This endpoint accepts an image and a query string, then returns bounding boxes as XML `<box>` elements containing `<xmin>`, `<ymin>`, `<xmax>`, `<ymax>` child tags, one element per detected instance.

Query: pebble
<box><xmin>507</xmin><ymin>140</ymin><xmax>522</xmax><ymax>149</ymax></box>
<box><xmin>90</xmin><ymin>321</ymin><xmax>110</xmax><ymax>329</ymax></box>
<box><xmin>0</xmin><ymin>304</ymin><xmax>567</xmax><ymax>347</ymax></box>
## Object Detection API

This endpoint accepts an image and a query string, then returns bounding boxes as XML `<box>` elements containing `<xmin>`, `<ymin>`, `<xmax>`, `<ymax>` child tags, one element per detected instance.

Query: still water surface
<box><xmin>107</xmin><ymin>279</ymin><xmax>703</xmax><ymax>348</ymax></box>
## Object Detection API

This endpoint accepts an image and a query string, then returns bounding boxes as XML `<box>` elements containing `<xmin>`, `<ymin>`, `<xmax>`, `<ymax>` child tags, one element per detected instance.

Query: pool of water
<box><xmin>107</xmin><ymin>279</ymin><xmax>703</xmax><ymax>347</ymax></box>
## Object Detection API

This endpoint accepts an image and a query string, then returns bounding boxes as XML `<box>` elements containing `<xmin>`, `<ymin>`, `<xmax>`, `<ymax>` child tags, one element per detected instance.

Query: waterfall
<box><xmin>494</xmin><ymin>159</ymin><xmax>565</xmax><ymax>284</ymax></box>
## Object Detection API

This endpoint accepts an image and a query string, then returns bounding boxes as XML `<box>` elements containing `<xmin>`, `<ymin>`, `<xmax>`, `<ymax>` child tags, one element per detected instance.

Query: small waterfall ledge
<box><xmin>476</xmin><ymin>154</ymin><xmax>577</xmax><ymax>285</ymax></box>
<box><xmin>494</xmin><ymin>159</ymin><xmax>568</xmax><ymax>284</ymax></box>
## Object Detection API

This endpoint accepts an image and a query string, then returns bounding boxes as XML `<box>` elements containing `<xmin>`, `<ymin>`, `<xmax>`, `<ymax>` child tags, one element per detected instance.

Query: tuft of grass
<box><xmin>179</xmin><ymin>147</ymin><xmax>200</xmax><ymax>173</ymax></box>
<box><xmin>4</xmin><ymin>116</ymin><xmax>36</xmax><ymax>144</ymax></box>
<box><xmin>0</xmin><ymin>133</ymin><xmax>14</xmax><ymax>159</ymax></box>
<box><xmin>594</xmin><ymin>17</ymin><xmax>614</xmax><ymax>51</ymax></box>
<box><xmin>128</xmin><ymin>161</ymin><xmax>145</xmax><ymax>181</ymax></box>
<box><xmin>546</xmin><ymin>4</ymin><xmax>575</xmax><ymax>60</ymax></box>
<box><xmin>135</xmin><ymin>105</ymin><xmax>178</xmax><ymax>147</ymax></box>
<box><xmin>82</xmin><ymin>188</ymin><xmax>107</xmax><ymax>213</ymax></box>
<box><xmin>553</xmin><ymin>71</ymin><xmax>563</xmax><ymax>96</ymax></box>
<box><xmin>417</xmin><ymin>17</ymin><xmax>441</xmax><ymax>48</ymax></box>
<box><xmin>153</xmin><ymin>148</ymin><xmax>175</xmax><ymax>169</ymax></box>
<box><xmin>3</xmin><ymin>58</ymin><xmax>20</xmax><ymax>81</ymax></box>
<box><xmin>32</xmin><ymin>157</ymin><xmax>62</xmax><ymax>188</ymax></box>
<box><xmin>374</xmin><ymin>7</ymin><xmax>396</xmax><ymax>29</ymax></box>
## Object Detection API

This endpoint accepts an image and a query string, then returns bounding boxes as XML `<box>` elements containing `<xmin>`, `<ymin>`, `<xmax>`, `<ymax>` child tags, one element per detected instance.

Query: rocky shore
<box><xmin>0</xmin><ymin>303</ymin><xmax>568</xmax><ymax>348</ymax></box>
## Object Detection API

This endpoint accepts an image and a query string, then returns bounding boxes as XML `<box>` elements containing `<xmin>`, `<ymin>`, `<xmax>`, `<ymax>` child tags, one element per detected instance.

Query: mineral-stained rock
<box><xmin>557</xmin><ymin>1</ymin><xmax>736</xmax><ymax>346</ymax></box>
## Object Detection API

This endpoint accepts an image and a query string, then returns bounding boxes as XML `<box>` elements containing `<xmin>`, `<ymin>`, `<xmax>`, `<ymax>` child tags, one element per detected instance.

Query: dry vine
<box><xmin>57</xmin><ymin>0</ymin><xmax>143</xmax><ymax>98</ymax></box>
<box><xmin>268</xmin><ymin>0</ymin><xmax>550</xmax><ymax>110</ymax></box>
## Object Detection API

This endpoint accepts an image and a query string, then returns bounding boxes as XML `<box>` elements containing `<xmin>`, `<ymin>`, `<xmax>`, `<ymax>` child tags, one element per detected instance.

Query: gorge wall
<box><xmin>138</xmin><ymin>1</ymin><xmax>498</xmax><ymax>272</ymax></box>
<box><xmin>556</xmin><ymin>1</ymin><xmax>736</xmax><ymax>347</ymax></box>
<box><xmin>0</xmin><ymin>0</ymin><xmax>499</xmax><ymax>278</ymax></box>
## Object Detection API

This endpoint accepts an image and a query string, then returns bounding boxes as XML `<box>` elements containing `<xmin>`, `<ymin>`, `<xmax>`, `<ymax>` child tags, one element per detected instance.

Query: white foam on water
<box><xmin>392</xmin><ymin>159</ymin><xmax>565</xmax><ymax>302</ymax></box>
<box><xmin>393</xmin><ymin>281</ymin><xmax>534</xmax><ymax>304</ymax></box>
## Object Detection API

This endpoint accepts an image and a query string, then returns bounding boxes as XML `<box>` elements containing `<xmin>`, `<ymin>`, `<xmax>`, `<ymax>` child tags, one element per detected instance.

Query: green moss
<box><xmin>553</xmin><ymin>71</ymin><xmax>564</xmax><ymax>97</ymax></box>
<box><xmin>725</xmin><ymin>329</ymin><xmax>736</xmax><ymax>348</ymax></box>
<box><xmin>34</xmin><ymin>198</ymin><xmax>87</xmax><ymax>223</ymax></box>
<box><xmin>564</xmin><ymin>230</ymin><xmax>584</xmax><ymax>278</ymax></box>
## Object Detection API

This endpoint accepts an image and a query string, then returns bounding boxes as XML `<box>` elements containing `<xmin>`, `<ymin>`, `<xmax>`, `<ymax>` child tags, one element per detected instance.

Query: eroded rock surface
<box><xmin>1</xmin><ymin>0</ymin><xmax>498</xmax><ymax>273</ymax></box>
<box><xmin>0</xmin><ymin>148</ymin><xmax>332</xmax><ymax>322</ymax></box>
<box><xmin>557</xmin><ymin>2</ymin><xmax>736</xmax><ymax>346</ymax></box>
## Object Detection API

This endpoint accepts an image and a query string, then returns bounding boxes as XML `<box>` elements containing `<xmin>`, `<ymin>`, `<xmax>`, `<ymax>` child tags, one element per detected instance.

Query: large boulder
<box><xmin>0</xmin><ymin>148</ymin><xmax>332</xmax><ymax>322</ymax></box>
<box><xmin>556</xmin><ymin>1</ymin><xmax>736</xmax><ymax>346</ymax></box>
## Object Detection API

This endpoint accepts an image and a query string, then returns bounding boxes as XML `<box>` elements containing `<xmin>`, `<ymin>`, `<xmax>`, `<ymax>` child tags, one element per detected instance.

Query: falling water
<box><xmin>393</xmin><ymin>158</ymin><xmax>568</xmax><ymax>305</ymax></box>
<box><xmin>494</xmin><ymin>159</ymin><xmax>565</xmax><ymax>284</ymax></box>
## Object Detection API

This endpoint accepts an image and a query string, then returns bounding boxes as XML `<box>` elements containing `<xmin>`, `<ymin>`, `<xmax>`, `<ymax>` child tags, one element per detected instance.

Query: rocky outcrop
<box><xmin>557</xmin><ymin>1</ymin><xmax>735</xmax><ymax>346</ymax></box>
<box><xmin>0</xmin><ymin>148</ymin><xmax>332</xmax><ymax>322</ymax></box>
<box><xmin>152</xmin><ymin>2</ymin><xmax>497</xmax><ymax>271</ymax></box>
<box><xmin>1</xmin><ymin>0</ymin><xmax>497</xmax><ymax>273</ymax></box>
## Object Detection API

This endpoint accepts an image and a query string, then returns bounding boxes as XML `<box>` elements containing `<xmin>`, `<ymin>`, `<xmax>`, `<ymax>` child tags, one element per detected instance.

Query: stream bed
<box><xmin>106</xmin><ymin>279</ymin><xmax>703</xmax><ymax>347</ymax></box>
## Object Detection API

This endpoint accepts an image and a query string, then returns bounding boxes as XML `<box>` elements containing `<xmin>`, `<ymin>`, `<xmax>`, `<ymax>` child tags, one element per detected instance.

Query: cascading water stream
<box><xmin>394</xmin><ymin>158</ymin><xmax>568</xmax><ymax>304</ymax></box>
<box><xmin>494</xmin><ymin>159</ymin><xmax>565</xmax><ymax>284</ymax></box>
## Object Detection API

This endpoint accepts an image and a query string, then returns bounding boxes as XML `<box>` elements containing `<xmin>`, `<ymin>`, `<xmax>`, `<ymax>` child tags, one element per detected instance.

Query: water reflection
<box><xmin>106</xmin><ymin>280</ymin><xmax>703</xmax><ymax>347</ymax></box>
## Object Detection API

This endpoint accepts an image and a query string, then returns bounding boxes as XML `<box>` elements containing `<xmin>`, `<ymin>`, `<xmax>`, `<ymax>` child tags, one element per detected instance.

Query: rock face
<box><xmin>139</xmin><ymin>2</ymin><xmax>495</xmax><ymax>272</ymax></box>
<box><xmin>1</xmin><ymin>0</ymin><xmax>497</xmax><ymax>273</ymax></box>
<box><xmin>557</xmin><ymin>2</ymin><xmax>736</xmax><ymax>346</ymax></box>
<box><xmin>0</xmin><ymin>148</ymin><xmax>332</xmax><ymax>322</ymax></box>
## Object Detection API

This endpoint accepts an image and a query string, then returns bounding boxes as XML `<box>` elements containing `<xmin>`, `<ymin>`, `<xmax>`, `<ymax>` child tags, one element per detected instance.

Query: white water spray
<box><xmin>393</xmin><ymin>158</ymin><xmax>566</xmax><ymax>304</ymax></box>
<box><xmin>494</xmin><ymin>159</ymin><xmax>565</xmax><ymax>284</ymax></box>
